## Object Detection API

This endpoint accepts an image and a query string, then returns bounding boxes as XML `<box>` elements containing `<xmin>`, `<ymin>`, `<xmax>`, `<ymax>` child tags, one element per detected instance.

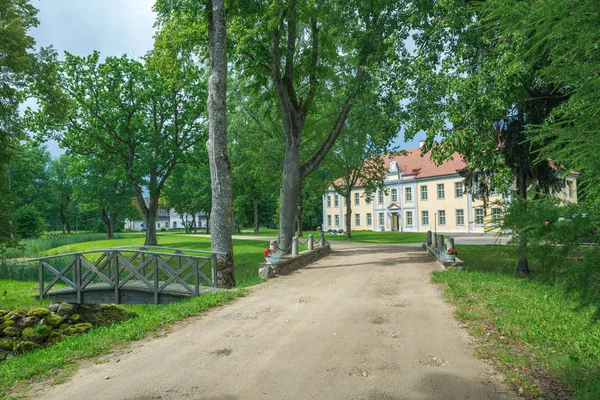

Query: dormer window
<box><xmin>389</xmin><ymin>160</ymin><xmax>398</xmax><ymax>172</ymax></box>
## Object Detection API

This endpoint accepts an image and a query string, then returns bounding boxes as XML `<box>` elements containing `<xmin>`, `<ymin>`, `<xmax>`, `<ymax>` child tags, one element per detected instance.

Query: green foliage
<box><xmin>434</xmin><ymin>246</ymin><xmax>600</xmax><ymax>399</ymax></box>
<box><xmin>14</xmin><ymin>205</ymin><xmax>45</xmax><ymax>239</ymax></box>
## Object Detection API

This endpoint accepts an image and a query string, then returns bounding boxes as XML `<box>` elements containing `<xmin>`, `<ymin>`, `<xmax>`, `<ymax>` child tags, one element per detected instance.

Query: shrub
<box><xmin>14</xmin><ymin>206</ymin><xmax>45</xmax><ymax>239</ymax></box>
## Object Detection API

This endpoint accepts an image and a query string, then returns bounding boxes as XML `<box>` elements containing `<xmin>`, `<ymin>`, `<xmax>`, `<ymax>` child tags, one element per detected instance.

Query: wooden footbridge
<box><xmin>30</xmin><ymin>246</ymin><xmax>223</xmax><ymax>304</ymax></box>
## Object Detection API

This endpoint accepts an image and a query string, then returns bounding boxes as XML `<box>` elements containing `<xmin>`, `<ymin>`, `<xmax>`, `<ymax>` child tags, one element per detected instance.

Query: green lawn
<box><xmin>434</xmin><ymin>245</ymin><xmax>600</xmax><ymax>399</ymax></box>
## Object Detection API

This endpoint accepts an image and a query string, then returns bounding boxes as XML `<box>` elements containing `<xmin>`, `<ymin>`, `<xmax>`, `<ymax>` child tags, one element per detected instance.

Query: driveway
<box><xmin>29</xmin><ymin>242</ymin><xmax>516</xmax><ymax>400</ymax></box>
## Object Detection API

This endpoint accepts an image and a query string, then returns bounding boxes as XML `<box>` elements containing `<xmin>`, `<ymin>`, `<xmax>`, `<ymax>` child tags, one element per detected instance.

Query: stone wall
<box><xmin>259</xmin><ymin>244</ymin><xmax>331</xmax><ymax>278</ymax></box>
<box><xmin>0</xmin><ymin>303</ymin><xmax>136</xmax><ymax>361</ymax></box>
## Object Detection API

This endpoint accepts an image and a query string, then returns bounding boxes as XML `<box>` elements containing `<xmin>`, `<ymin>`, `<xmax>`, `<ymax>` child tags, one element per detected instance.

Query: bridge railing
<box><xmin>30</xmin><ymin>247</ymin><xmax>222</xmax><ymax>304</ymax></box>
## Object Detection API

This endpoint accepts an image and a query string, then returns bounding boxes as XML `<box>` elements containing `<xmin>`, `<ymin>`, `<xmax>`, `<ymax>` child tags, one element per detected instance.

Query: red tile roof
<box><xmin>384</xmin><ymin>147</ymin><xmax>467</xmax><ymax>179</ymax></box>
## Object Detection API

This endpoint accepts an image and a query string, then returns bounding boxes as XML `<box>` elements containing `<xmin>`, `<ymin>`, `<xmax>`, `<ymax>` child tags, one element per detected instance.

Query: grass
<box><xmin>433</xmin><ymin>245</ymin><xmax>600</xmax><ymax>399</ymax></box>
<box><xmin>0</xmin><ymin>289</ymin><xmax>247</xmax><ymax>398</ymax></box>
<box><xmin>232</xmin><ymin>228</ymin><xmax>426</xmax><ymax>244</ymax></box>
<box><xmin>1</xmin><ymin>233</ymin><xmax>127</xmax><ymax>260</ymax></box>
<box><xmin>0</xmin><ymin>280</ymin><xmax>57</xmax><ymax>310</ymax></box>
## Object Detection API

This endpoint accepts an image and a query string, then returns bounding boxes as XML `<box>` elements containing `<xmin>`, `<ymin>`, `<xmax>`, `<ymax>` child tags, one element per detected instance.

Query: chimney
<box><xmin>419</xmin><ymin>140</ymin><xmax>424</xmax><ymax>148</ymax></box>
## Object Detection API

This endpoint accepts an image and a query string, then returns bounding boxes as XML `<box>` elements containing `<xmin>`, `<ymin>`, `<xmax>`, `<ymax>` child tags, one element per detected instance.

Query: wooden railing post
<box><xmin>154</xmin><ymin>254</ymin><xmax>159</xmax><ymax>304</ymax></box>
<box><xmin>194</xmin><ymin>259</ymin><xmax>200</xmax><ymax>297</ymax></box>
<box><xmin>211</xmin><ymin>254</ymin><xmax>218</xmax><ymax>288</ymax></box>
<box><xmin>114</xmin><ymin>252</ymin><xmax>120</xmax><ymax>304</ymax></box>
<box><xmin>75</xmin><ymin>254</ymin><xmax>82</xmax><ymax>304</ymax></box>
<box><xmin>39</xmin><ymin>260</ymin><xmax>44</xmax><ymax>300</ymax></box>
<box><xmin>308</xmin><ymin>234</ymin><xmax>314</xmax><ymax>250</ymax></box>
<box><xmin>292</xmin><ymin>237</ymin><xmax>299</xmax><ymax>255</ymax></box>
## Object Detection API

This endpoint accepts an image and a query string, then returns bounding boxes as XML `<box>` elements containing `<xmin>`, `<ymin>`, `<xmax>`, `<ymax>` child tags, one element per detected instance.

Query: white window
<box><xmin>421</xmin><ymin>185</ymin><xmax>428</xmax><ymax>201</ymax></box>
<box><xmin>391</xmin><ymin>189</ymin><xmax>398</xmax><ymax>202</ymax></box>
<box><xmin>490</xmin><ymin>186</ymin><xmax>499</xmax><ymax>196</ymax></box>
<box><xmin>354</xmin><ymin>192</ymin><xmax>360</xmax><ymax>206</ymax></box>
<box><xmin>438</xmin><ymin>210</ymin><xmax>446</xmax><ymax>225</ymax></box>
<box><xmin>165</xmin><ymin>222</ymin><xmax>169</xmax><ymax>228</ymax></box>
<box><xmin>327</xmin><ymin>215</ymin><xmax>332</xmax><ymax>227</ymax></box>
<box><xmin>378</xmin><ymin>212</ymin><xmax>384</xmax><ymax>227</ymax></box>
<box><xmin>405</xmin><ymin>187</ymin><xmax>412</xmax><ymax>202</ymax></box>
<box><xmin>173</xmin><ymin>221</ymin><xmax>177</xmax><ymax>229</ymax></box>
<box><xmin>334</xmin><ymin>215</ymin><xmax>340</xmax><ymax>227</ymax></box>
<box><xmin>366</xmin><ymin>213</ymin><xmax>372</xmax><ymax>226</ymax></box>
<box><xmin>365</xmin><ymin>195</ymin><xmax>371</xmax><ymax>205</ymax></box>
<box><xmin>422</xmin><ymin>211</ymin><xmax>429</xmax><ymax>225</ymax></box>
<box><xmin>437</xmin><ymin>184</ymin><xmax>445</xmax><ymax>200</ymax></box>
<box><xmin>455</xmin><ymin>182</ymin><xmax>464</xmax><ymax>198</ymax></box>
<box><xmin>456</xmin><ymin>209</ymin><xmax>465</xmax><ymax>226</ymax></box>
<box><xmin>567</xmin><ymin>181</ymin><xmax>574</xmax><ymax>198</ymax></box>
<box><xmin>327</xmin><ymin>196</ymin><xmax>331</xmax><ymax>207</ymax></box>
<box><xmin>378</xmin><ymin>191</ymin><xmax>384</xmax><ymax>204</ymax></box>
<box><xmin>157</xmin><ymin>222</ymin><xmax>161</xmax><ymax>228</ymax></box>
<box><xmin>355</xmin><ymin>213</ymin><xmax>360</xmax><ymax>226</ymax></box>
<box><xmin>406</xmin><ymin>211</ymin><xmax>413</xmax><ymax>226</ymax></box>
<box><xmin>475</xmin><ymin>208</ymin><xmax>484</xmax><ymax>225</ymax></box>
<box><xmin>334</xmin><ymin>195</ymin><xmax>339</xmax><ymax>207</ymax></box>
<box><xmin>491</xmin><ymin>208</ymin><xmax>502</xmax><ymax>225</ymax></box>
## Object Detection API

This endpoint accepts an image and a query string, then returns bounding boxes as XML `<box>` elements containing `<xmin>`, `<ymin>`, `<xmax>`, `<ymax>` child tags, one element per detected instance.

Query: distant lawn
<box><xmin>434</xmin><ymin>245</ymin><xmax>600</xmax><ymax>399</ymax></box>
<box><xmin>325</xmin><ymin>230</ymin><xmax>425</xmax><ymax>244</ymax></box>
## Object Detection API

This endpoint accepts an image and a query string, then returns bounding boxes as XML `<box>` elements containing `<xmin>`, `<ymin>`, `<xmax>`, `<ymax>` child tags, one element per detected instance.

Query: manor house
<box><xmin>322</xmin><ymin>145</ymin><xmax>578</xmax><ymax>234</ymax></box>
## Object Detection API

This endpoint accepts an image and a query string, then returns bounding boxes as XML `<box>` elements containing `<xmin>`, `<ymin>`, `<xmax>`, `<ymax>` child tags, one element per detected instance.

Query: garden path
<box><xmin>29</xmin><ymin>241</ymin><xmax>516</xmax><ymax>400</ymax></box>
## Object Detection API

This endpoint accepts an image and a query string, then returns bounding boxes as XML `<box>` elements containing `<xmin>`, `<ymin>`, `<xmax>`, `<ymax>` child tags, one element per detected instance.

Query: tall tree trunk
<box><xmin>278</xmin><ymin>138</ymin><xmax>301</xmax><ymax>253</ymax></box>
<box><xmin>101</xmin><ymin>209</ymin><xmax>114</xmax><ymax>240</ymax></box>
<box><xmin>345</xmin><ymin>191</ymin><xmax>353</xmax><ymax>238</ymax></box>
<box><xmin>145</xmin><ymin>196</ymin><xmax>159</xmax><ymax>246</ymax></box>
<box><xmin>207</xmin><ymin>0</ymin><xmax>235</xmax><ymax>288</ymax></box>
<box><xmin>253</xmin><ymin>195</ymin><xmax>259</xmax><ymax>234</ymax></box>
<box><xmin>297</xmin><ymin>191</ymin><xmax>304</xmax><ymax>237</ymax></box>
<box><xmin>516</xmin><ymin>163</ymin><xmax>530</xmax><ymax>276</ymax></box>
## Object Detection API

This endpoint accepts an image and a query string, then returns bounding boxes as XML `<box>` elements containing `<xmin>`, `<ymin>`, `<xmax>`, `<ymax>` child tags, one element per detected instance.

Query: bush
<box><xmin>14</xmin><ymin>206</ymin><xmax>45</xmax><ymax>239</ymax></box>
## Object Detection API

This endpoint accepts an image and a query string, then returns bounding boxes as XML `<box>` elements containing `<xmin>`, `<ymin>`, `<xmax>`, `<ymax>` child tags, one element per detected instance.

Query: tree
<box><xmin>480</xmin><ymin>0</ymin><xmax>600</xmax><ymax>201</ymax></box>
<box><xmin>229</xmin><ymin>0</ymin><xmax>409</xmax><ymax>252</ymax></box>
<box><xmin>404</xmin><ymin>0</ymin><xmax>564</xmax><ymax>274</ymax></box>
<box><xmin>0</xmin><ymin>0</ymin><xmax>39</xmax><ymax>248</ymax></box>
<box><xmin>163</xmin><ymin>150</ymin><xmax>211</xmax><ymax>234</ymax></box>
<box><xmin>206</xmin><ymin>0</ymin><xmax>235</xmax><ymax>287</ymax></box>
<box><xmin>324</xmin><ymin>92</ymin><xmax>401</xmax><ymax>238</ymax></box>
<box><xmin>70</xmin><ymin>154</ymin><xmax>137</xmax><ymax>239</ymax></box>
<box><xmin>32</xmin><ymin>51</ymin><xmax>208</xmax><ymax>246</ymax></box>
<box><xmin>14</xmin><ymin>204</ymin><xmax>45</xmax><ymax>239</ymax></box>
<box><xmin>48</xmin><ymin>155</ymin><xmax>74</xmax><ymax>233</ymax></box>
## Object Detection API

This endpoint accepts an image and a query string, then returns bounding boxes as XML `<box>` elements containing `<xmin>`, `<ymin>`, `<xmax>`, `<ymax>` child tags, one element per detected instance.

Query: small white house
<box><xmin>124</xmin><ymin>198</ymin><xmax>208</xmax><ymax>231</ymax></box>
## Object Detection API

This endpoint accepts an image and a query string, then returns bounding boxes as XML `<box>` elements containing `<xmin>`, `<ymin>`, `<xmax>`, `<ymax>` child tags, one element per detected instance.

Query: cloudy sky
<box><xmin>30</xmin><ymin>0</ymin><xmax>423</xmax><ymax>157</ymax></box>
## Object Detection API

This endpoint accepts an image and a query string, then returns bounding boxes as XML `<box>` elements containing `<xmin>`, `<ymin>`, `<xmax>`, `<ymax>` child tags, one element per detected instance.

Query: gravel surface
<box><xmin>28</xmin><ymin>241</ymin><xmax>516</xmax><ymax>400</ymax></box>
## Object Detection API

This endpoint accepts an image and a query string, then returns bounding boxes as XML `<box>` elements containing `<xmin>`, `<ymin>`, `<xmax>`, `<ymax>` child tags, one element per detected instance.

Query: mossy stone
<box><xmin>59</xmin><ymin>324</ymin><xmax>72</xmax><ymax>335</ymax></box>
<box><xmin>0</xmin><ymin>338</ymin><xmax>15</xmax><ymax>351</ymax></box>
<box><xmin>0</xmin><ymin>349</ymin><xmax>7</xmax><ymax>360</ymax></box>
<box><xmin>56</xmin><ymin>303</ymin><xmax>75</xmax><ymax>316</ymax></box>
<box><xmin>43</xmin><ymin>313</ymin><xmax>64</xmax><ymax>327</ymax></box>
<box><xmin>27</xmin><ymin>308</ymin><xmax>51</xmax><ymax>318</ymax></box>
<box><xmin>69</xmin><ymin>314</ymin><xmax>81</xmax><ymax>323</ymax></box>
<box><xmin>15</xmin><ymin>341</ymin><xmax>41</xmax><ymax>353</ymax></box>
<box><xmin>0</xmin><ymin>309</ymin><xmax>8</xmax><ymax>316</ymax></box>
<box><xmin>71</xmin><ymin>323</ymin><xmax>93</xmax><ymax>334</ymax></box>
<box><xmin>3</xmin><ymin>326</ymin><xmax>20</xmax><ymax>338</ymax></box>
<box><xmin>22</xmin><ymin>326</ymin><xmax>50</xmax><ymax>343</ymax></box>
<box><xmin>6</xmin><ymin>310</ymin><xmax>25</xmax><ymax>320</ymax></box>
<box><xmin>2</xmin><ymin>319</ymin><xmax>15</xmax><ymax>327</ymax></box>
<box><xmin>47</xmin><ymin>330</ymin><xmax>64</xmax><ymax>345</ymax></box>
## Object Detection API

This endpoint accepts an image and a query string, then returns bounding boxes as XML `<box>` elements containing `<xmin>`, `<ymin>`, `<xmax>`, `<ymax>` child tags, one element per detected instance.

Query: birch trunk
<box><xmin>207</xmin><ymin>0</ymin><xmax>235</xmax><ymax>288</ymax></box>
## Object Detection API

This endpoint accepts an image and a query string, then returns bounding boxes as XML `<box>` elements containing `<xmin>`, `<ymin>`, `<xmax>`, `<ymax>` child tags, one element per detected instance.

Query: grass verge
<box><xmin>1</xmin><ymin>289</ymin><xmax>247</xmax><ymax>398</ymax></box>
<box><xmin>433</xmin><ymin>245</ymin><xmax>600</xmax><ymax>399</ymax></box>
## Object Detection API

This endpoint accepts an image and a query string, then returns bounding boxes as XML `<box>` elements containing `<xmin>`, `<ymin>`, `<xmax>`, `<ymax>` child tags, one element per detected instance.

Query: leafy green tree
<box><xmin>32</xmin><ymin>51</ymin><xmax>208</xmax><ymax>246</ymax></box>
<box><xmin>0</xmin><ymin>0</ymin><xmax>40</xmax><ymax>247</ymax></box>
<box><xmin>226</xmin><ymin>0</ymin><xmax>409</xmax><ymax>252</ymax></box>
<box><xmin>404</xmin><ymin>0</ymin><xmax>564</xmax><ymax>274</ymax></box>
<box><xmin>69</xmin><ymin>154</ymin><xmax>137</xmax><ymax>239</ymax></box>
<box><xmin>14</xmin><ymin>204</ymin><xmax>45</xmax><ymax>239</ymax></box>
<box><xmin>163</xmin><ymin>150</ymin><xmax>212</xmax><ymax>234</ymax></box>
<box><xmin>48</xmin><ymin>155</ymin><xmax>74</xmax><ymax>233</ymax></box>
<box><xmin>480</xmin><ymin>0</ymin><xmax>600</xmax><ymax>201</ymax></box>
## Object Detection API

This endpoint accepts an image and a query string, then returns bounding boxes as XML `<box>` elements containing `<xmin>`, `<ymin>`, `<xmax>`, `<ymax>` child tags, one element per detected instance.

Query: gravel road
<box><xmin>29</xmin><ymin>241</ymin><xmax>516</xmax><ymax>400</ymax></box>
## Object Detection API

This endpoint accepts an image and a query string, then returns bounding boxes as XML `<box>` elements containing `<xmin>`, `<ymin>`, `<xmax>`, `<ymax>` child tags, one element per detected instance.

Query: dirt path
<box><xmin>29</xmin><ymin>242</ymin><xmax>516</xmax><ymax>400</ymax></box>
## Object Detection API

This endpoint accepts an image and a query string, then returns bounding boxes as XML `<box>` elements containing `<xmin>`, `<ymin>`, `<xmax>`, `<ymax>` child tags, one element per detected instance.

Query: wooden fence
<box><xmin>30</xmin><ymin>246</ymin><xmax>221</xmax><ymax>304</ymax></box>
